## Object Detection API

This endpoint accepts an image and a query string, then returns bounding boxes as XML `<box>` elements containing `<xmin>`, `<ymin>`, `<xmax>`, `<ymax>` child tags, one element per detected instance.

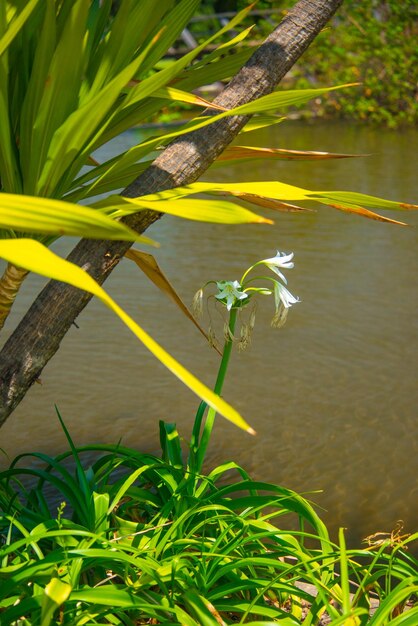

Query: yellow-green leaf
<box><xmin>191</xmin><ymin>25</ymin><xmax>255</xmax><ymax>69</ymax></box>
<box><xmin>141</xmin><ymin>181</ymin><xmax>313</xmax><ymax>203</ymax></box>
<box><xmin>139</xmin><ymin>181</ymin><xmax>416</xmax><ymax>224</ymax></box>
<box><xmin>41</xmin><ymin>577</ymin><xmax>72</xmax><ymax>626</ymax></box>
<box><xmin>0</xmin><ymin>0</ymin><xmax>40</xmax><ymax>57</ymax></box>
<box><xmin>96</xmin><ymin>196</ymin><xmax>273</xmax><ymax>225</ymax></box>
<box><xmin>148</xmin><ymin>86</ymin><xmax>227</xmax><ymax>111</ymax></box>
<box><xmin>0</xmin><ymin>239</ymin><xmax>253</xmax><ymax>433</ymax></box>
<box><xmin>311</xmin><ymin>190</ymin><xmax>418</xmax><ymax>212</ymax></box>
<box><xmin>238</xmin><ymin>115</ymin><xmax>285</xmax><ymax>133</ymax></box>
<box><xmin>0</xmin><ymin>192</ymin><xmax>156</xmax><ymax>243</ymax></box>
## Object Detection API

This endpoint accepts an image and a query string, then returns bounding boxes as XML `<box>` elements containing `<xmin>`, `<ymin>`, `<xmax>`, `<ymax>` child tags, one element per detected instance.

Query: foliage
<box><xmin>0</xmin><ymin>412</ymin><xmax>417</xmax><ymax>624</ymax></box>
<box><xmin>277</xmin><ymin>0</ymin><xmax>418</xmax><ymax>127</ymax></box>
<box><xmin>199</xmin><ymin>1</ymin><xmax>418</xmax><ymax>127</ymax></box>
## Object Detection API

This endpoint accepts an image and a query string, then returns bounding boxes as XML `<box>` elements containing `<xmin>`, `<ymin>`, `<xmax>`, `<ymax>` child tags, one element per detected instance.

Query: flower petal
<box><xmin>215</xmin><ymin>280</ymin><xmax>248</xmax><ymax>310</ymax></box>
<box><xmin>274</xmin><ymin>281</ymin><xmax>300</xmax><ymax>309</ymax></box>
<box><xmin>263</xmin><ymin>251</ymin><xmax>294</xmax><ymax>268</ymax></box>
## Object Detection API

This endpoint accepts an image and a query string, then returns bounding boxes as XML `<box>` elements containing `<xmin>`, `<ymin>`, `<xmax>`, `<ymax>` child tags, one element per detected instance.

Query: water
<box><xmin>1</xmin><ymin>121</ymin><xmax>417</xmax><ymax>548</ymax></box>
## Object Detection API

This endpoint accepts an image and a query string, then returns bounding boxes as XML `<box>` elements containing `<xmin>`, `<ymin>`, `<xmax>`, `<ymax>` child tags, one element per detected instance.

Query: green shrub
<box><xmin>200</xmin><ymin>1</ymin><xmax>417</xmax><ymax>127</ymax></box>
<box><xmin>1</xmin><ymin>417</ymin><xmax>417</xmax><ymax>624</ymax></box>
<box><xmin>278</xmin><ymin>0</ymin><xmax>418</xmax><ymax>127</ymax></box>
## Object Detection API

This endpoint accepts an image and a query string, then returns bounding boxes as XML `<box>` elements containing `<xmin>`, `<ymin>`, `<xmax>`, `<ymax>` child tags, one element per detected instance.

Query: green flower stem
<box><xmin>189</xmin><ymin>400</ymin><xmax>207</xmax><ymax>461</ymax></box>
<box><xmin>189</xmin><ymin>308</ymin><xmax>238</xmax><ymax>475</ymax></box>
<box><xmin>243</xmin><ymin>275</ymin><xmax>277</xmax><ymax>287</ymax></box>
<box><xmin>240</xmin><ymin>262</ymin><xmax>266</xmax><ymax>284</ymax></box>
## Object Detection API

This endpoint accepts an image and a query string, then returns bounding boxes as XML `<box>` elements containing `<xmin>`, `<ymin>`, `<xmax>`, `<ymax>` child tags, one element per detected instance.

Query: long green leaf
<box><xmin>338</xmin><ymin>528</ymin><xmax>351</xmax><ymax>616</ymax></box>
<box><xmin>133</xmin><ymin>0</ymin><xmax>201</xmax><ymax>76</ymax></box>
<box><xmin>312</xmin><ymin>190</ymin><xmax>418</xmax><ymax>211</ymax></box>
<box><xmin>27</xmin><ymin>0</ymin><xmax>89</xmax><ymax>193</ymax></box>
<box><xmin>0</xmin><ymin>13</ymin><xmax>21</xmax><ymax>193</ymax></box>
<box><xmin>85</xmin><ymin>0</ymin><xmax>167</xmax><ymax>95</ymax></box>
<box><xmin>41</xmin><ymin>578</ymin><xmax>72</xmax><ymax>626</ymax></box>
<box><xmin>0</xmin><ymin>0</ymin><xmax>40</xmax><ymax>57</ymax></box>
<box><xmin>238</xmin><ymin>115</ymin><xmax>285</xmax><ymax>133</ymax></box>
<box><xmin>191</xmin><ymin>25</ymin><xmax>255</xmax><ymax>69</ymax></box>
<box><xmin>96</xmin><ymin>3</ymin><xmax>256</xmax><ymax>146</ymax></box>
<box><xmin>150</xmin><ymin>86</ymin><xmax>227</xmax><ymax>110</ymax></box>
<box><xmin>65</xmin><ymin>161</ymin><xmax>151</xmax><ymax>202</ymax></box>
<box><xmin>36</xmin><ymin>48</ymin><xmax>151</xmax><ymax>197</ymax></box>
<box><xmin>176</xmin><ymin>47</ymin><xmax>254</xmax><ymax>92</ymax></box>
<box><xmin>232</xmin><ymin>83</ymin><xmax>359</xmax><ymax>116</ymax></box>
<box><xmin>182</xmin><ymin>590</ymin><xmax>224</xmax><ymax>626</ymax></box>
<box><xmin>19</xmin><ymin>0</ymin><xmax>56</xmax><ymax>189</ymax></box>
<box><xmin>368</xmin><ymin>579</ymin><xmax>418</xmax><ymax>625</ymax></box>
<box><xmin>70</xmin><ymin>586</ymin><xmax>165</xmax><ymax>610</ymax></box>
<box><xmin>0</xmin><ymin>192</ymin><xmax>155</xmax><ymax>242</ymax></box>
<box><xmin>0</xmin><ymin>239</ymin><xmax>254</xmax><ymax>434</ymax></box>
<box><xmin>0</xmin><ymin>74</ymin><xmax>19</xmax><ymax>193</ymax></box>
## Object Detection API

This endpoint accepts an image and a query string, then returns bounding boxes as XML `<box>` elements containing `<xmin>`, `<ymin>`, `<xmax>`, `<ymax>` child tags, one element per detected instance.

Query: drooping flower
<box><xmin>274</xmin><ymin>281</ymin><xmax>299</xmax><ymax>309</ymax></box>
<box><xmin>261</xmin><ymin>251</ymin><xmax>294</xmax><ymax>284</ymax></box>
<box><xmin>215</xmin><ymin>280</ymin><xmax>248</xmax><ymax>311</ymax></box>
<box><xmin>271</xmin><ymin>281</ymin><xmax>300</xmax><ymax>327</ymax></box>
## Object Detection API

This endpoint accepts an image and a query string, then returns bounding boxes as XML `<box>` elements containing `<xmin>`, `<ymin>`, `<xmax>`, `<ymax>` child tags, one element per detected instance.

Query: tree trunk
<box><xmin>0</xmin><ymin>0</ymin><xmax>343</xmax><ymax>426</ymax></box>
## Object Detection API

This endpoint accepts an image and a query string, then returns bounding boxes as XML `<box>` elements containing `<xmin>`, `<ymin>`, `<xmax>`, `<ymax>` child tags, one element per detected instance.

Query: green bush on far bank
<box><xmin>200</xmin><ymin>0</ymin><xmax>417</xmax><ymax>127</ymax></box>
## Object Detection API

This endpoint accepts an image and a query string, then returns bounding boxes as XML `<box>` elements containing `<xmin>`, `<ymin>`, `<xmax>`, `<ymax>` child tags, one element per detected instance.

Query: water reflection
<box><xmin>1</xmin><ymin>121</ymin><xmax>417</xmax><ymax>548</ymax></box>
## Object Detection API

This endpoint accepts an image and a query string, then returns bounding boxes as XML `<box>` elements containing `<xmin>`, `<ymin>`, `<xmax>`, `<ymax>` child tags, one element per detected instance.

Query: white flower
<box><xmin>262</xmin><ymin>251</ymin><xmax>294</xmax><ymax>284</ymax></box>
<box><xmin>215</xmin><ymin>280</ymin><xmax>248</xmax><ymax>311</ymax></box>
<box><xmin>271</xmin><ymin>281</ymin><xmax>300</xmax><ymax>327</ymax></box>
<box><xmin>274</xmin><ymin>281</ymin><xmax>299</xmax><ymax>309</ymax></box>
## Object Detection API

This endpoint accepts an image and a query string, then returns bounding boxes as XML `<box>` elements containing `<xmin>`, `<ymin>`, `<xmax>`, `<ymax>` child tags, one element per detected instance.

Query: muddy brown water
<box><xmin>1</xmin><ymin>120</ymin><xmax>417</xmax><ymax>549</ymax></box>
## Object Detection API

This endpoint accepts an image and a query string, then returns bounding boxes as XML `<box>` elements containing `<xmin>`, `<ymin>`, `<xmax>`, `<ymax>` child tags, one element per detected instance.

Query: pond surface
<box><xmin>1</xmin><ymin>120</ymin><xmax>417</xmax><ymax>548</ymax></box>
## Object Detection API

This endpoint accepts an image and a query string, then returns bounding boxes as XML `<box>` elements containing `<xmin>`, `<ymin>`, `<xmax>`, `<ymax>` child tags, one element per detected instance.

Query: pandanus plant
<box><xmin>0</xmin><ymin>0</ymin><xmax>416</xmax><ymax>428</ymax></box>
